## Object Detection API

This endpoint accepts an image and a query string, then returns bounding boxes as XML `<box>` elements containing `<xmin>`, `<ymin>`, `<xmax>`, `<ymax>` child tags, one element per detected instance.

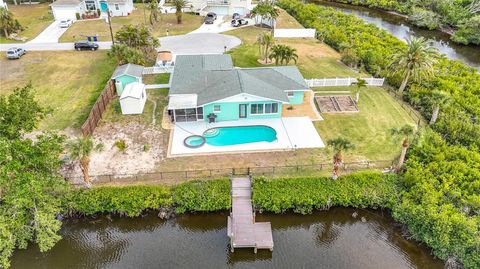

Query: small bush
<box><xmin>172</xmin><ymin>179</ymin><xmax>230</xmax><ymax>213</ymax></box>
<box><xmin>143</xmin><ymin>144</ymin><xmax>149</xmax><ymax>152</ymax></box>
<box><xmin>114</xmin><ymin>139</ymin><xmax>127</xmax><ymax>151</ymax></box>
<box><xmin>75</xmin><ymin>13</ymin><xmax>81</xmax><ymax>20</ymax></box>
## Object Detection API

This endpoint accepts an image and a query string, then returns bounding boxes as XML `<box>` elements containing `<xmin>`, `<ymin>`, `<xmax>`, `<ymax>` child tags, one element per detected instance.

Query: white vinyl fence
<box><xmin>273</xmin><ymin>28</ymin><xmax>316</xmax><ymax>38</ymax></box>
<box><xmin>305</xmin><ymin>77</ymin><xmax>385</xmax><ymax>87</ymax></box>
<box><xmin>145</xmin><ymin>84</ymin><xmax>170</xmax><ymax>89</ymax></box>
<box><xmin>143</xmin><ymin>66</ymin><xmax>174</xmax><ymax>75</ymax></box>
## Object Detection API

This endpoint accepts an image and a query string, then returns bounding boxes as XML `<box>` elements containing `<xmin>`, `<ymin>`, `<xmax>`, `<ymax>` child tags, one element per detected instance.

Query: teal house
<box><xmin>167</xmin><ymin>55</ymin><xmax>309</xmax><ymax>123</ymax></box>
<box><xmin>112</xmin><ymin>63</ymin><xmax>144</xmax><ymax>96</ymax></box>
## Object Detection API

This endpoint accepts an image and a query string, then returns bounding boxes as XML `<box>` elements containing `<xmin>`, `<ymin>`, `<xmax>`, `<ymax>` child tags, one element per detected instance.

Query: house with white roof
<box><xmin>50</xmin><ymin>0</ymin><xmax>133</xmax><ymax>21</ymax></box>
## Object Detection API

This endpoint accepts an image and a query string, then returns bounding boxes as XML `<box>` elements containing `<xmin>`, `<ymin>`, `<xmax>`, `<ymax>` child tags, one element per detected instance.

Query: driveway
<box><xmin>190</xmin><ymin>16</ymin><xmax>254</xmax><ymax>34</ymax></box>
<box><xmin>158</xmin><ymin>33</ymin><xmax>241</xmax><ymax>55</ymax></box>
<box><xmin>29</xmin><ymin>20</ymin><xmax>70</xmax><ymax>43</ymax></box>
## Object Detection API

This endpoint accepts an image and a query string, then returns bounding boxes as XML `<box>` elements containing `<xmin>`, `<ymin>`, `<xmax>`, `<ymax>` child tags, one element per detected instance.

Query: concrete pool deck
<box><xmin>168</xmin><ymin>117</ymin><xmax>325</xmax><ymax>157</ymax></box>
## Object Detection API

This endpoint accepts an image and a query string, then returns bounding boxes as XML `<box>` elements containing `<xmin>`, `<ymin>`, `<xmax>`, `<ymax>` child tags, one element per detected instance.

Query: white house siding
<box><xmin>108</xmin><ymin>0</ymin><xmax>133</xmax><ymax>16</ymax></box>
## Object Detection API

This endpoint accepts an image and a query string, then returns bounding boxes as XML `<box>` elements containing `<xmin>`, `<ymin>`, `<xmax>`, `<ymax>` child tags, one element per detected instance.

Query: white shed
<box><xmin>120</xmin><ymin>82</ymin><xmax>147</xmax><ymax>115</ymax></box>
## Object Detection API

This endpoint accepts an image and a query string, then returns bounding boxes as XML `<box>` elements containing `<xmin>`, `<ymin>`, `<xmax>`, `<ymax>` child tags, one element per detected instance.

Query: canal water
<box><xmin>11</xmin><ymin>208</ymin><xmax>444</xmax><ymax>269</ymax></box>
<box><xmin>312</xmin><ymin>0</ymin><xmax>480</xmax><ymax>69</ymax></box>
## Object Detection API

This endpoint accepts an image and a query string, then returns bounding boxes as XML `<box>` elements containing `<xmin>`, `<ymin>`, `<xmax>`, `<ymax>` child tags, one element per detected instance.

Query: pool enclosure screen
<box><xmin>169</xmin><ymin>107</ymin><xmax>204</xmax><ymax>122</ymax></box>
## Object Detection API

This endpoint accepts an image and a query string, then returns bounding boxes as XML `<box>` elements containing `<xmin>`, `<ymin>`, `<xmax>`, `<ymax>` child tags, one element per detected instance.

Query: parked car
<box><xmin>205</xmin><ymin>12</ymin><xmax>217</xmax><ymax>24</ymax></box>
<box><xmin>74</xmin><ymin>41</ymin><xmax>99</xmax><ymax>51</ymax></box>
<box><xmin>6</xmin><ymin>47</ymin><xmax>26</xmax><ymax>59</ymax></box>
<box><xmin>231</xmin><ymin>18</ymin><xmax>248</xmax><ymax>27</ymax></box>
<box><xmin>232</xmin><ymin>13</ymin><xmax>240</xmax><ymax>19</ymax></box>
<box><xmin>59</xmin><ymin>19</ymin><xmax>73</xmax><ymax>28</ymax></box>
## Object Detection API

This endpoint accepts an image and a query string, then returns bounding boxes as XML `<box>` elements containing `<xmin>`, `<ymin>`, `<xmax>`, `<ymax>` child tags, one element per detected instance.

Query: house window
<box><xmin>251</xmin><ymin>103</ymin><xmax>278</xmax><ymax>115</ymax></box>
<box><xmin>213</xmin><ymin>105</ymin><xmax>221</xmax><ymax>113</ymax></box>
<box><xmin>115</xmin><ymin>3</ymin><xmax>119</xmax><ymax>10</ymax></box>
<box><xmin>287</xmin><ymin>91</ymin><xmax>294</xmax><ymax>97</ymax></box>
<box><xmin>197</xmin><ymin>107</ymin><xmax>204</xmax><ymax>120</ymax></box>
<box><xmin>85</xmin><ymin>0</ymin><xmax>96</xmax><ymax>10</ymax></box>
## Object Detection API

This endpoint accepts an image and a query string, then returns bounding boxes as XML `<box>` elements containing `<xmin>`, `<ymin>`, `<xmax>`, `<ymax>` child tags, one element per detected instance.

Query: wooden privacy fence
<box><xmin>305</xmin><ymin>77</ymin><xmax>385</xmax><ymax>87</ymax></box>
<box><xmin>143</xmin><ymin>66</ymin><xmax>174</xmax><ymax>75</ymax></box>
<box><xmin>68</xmin><ymin>159</ymin><xmax>395</xmax><ymax>185</ymax></box>
<box><xmin>81</xmin><ymin>80</ymin><xmax>116</xmax><ymax>136</ymax></box>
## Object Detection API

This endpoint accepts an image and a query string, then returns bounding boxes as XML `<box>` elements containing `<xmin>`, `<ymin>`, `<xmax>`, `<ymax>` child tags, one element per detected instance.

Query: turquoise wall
<box><xmin>116</xmin><ymin>75</ymin><xmax>140</xmax><ymax>95</ymax></box>
<box><xmin>288</xmin><ymin>91</ymin><xmax>304</xmax><ymax>105</ymax></box>
<box><xmin>203</xmin><ymin>101</ymin><xmax>283</xmax><ymax>122</ymax></box>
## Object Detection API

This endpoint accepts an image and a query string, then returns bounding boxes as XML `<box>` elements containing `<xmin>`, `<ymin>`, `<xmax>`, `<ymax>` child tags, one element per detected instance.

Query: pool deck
<box><xmin>168</xmin><ymin>117</ymin><xmax>325</xmax><ymax>157</ymax></box>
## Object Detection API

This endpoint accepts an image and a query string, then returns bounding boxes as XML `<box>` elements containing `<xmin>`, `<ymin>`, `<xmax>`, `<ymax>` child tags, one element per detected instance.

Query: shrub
<box><xmin>408</xmin><ymin>8</ymin><xmax>441</xmax><ymax>30</ymax></box>
<box><xmin>75</xmin><ymin>13</ymin><xmax>81</xmax><ymax>20</ymax></box>
<box><xmin>253</xmin><ymin>172</ymin><xmax>399</xmax><ymax>214</ymax></box>
<box><xmin>64</xmin><ymin>186</ymin><xmax>172</xmax><ymax>217</ymax></box>
<box><xmin>172</xmin><ymin>179</ymin><xmax>230</xmax><ymax>213</ymax></box>
<box><xmin>114</xmin><ymin>139</ymin><xmax>127</xmax><ymax>151</ymax></box>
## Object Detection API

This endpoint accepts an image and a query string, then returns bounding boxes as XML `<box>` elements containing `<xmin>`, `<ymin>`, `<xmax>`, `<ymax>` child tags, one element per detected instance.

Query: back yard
<box><xmin>59</xmin><ymin>5</ymin><xmax>203</xmax><ymax>42</ymax></box>
<box><xmin>0</xmin><ymin>51</ymin><xmax>115</xmax><ymax>130</ymax></box>
<box><xmin>0</xmin><ymin>3</ymin><xmax>53</xmax><ymax>43</ymax></box>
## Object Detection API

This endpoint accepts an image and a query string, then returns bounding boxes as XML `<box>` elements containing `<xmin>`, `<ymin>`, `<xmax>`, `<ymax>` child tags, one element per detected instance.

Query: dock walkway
<box><xmin>227</xmin><ymin>176</ymin><xmax>273</xmax><ymax>253</ymax></box>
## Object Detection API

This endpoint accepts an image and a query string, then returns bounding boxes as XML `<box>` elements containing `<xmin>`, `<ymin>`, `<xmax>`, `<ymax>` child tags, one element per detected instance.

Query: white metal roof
<box><xmin>120</xmin><ymin>82</ymin><xmax>145</xmax><ymax>100</ymax></box>
<box><xmin>168</xmin><ymin>94</ymin><xmax>198</xmax><ymax>109</ymax></box>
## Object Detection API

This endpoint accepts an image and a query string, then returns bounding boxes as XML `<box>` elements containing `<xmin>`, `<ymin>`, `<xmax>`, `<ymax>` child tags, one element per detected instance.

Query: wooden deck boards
<box><xmin>228</xmin><ymin>176</ymin><xmax>274</xmax><ymax>252</ymax></box>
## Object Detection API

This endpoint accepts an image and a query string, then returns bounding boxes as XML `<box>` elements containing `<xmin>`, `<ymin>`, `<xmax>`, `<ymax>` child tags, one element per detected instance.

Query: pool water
<box><xmin>203</xmin><ymin>125</ymin><xmax>277</xmax><ymax>146</ymax></box>
<box><xmin>184</xmin><ymin>135</ymin><xmax>205</xmax><ymax>148</ymax></box>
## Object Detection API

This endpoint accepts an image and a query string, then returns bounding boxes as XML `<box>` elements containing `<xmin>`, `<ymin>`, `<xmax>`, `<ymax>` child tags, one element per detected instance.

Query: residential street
<box><xmin>0</xmin><ymin>41</ymin><xmax>113</xmax><ymax>51</ymax></box>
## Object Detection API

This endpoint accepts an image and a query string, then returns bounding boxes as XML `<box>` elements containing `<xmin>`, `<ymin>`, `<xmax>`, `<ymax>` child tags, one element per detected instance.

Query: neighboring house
<box><xmin>111</xmin><ymin>63</ymin><xmax>144</xmax><ymax>96</ymax></box>
<box><xmin>120</xmin><ymin>82</ymin><xmax>147</xmax><ymax>115</ymax></box>
<box><xmin>50</xmin><ymin>0</ymin><xmax>133</xmax><ymax>21</ymax></box>
<box><xmin>167</xmin><ymin>54</ymin><xmax>309</xmax><ymax>123</ymax></box>
<box><xmin>188</xmin><ymin>0</ymin><xmax>252</xmax><ymax>15</ymax></box>
<box><xmin>0</xmin><ymin>0</ymin><xmax>8</xmax><ymax>10</ymax></box>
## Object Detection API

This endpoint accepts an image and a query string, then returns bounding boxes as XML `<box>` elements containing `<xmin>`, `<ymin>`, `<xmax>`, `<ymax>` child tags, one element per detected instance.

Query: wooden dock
<box><xmin>227</xmin><ymin>176</ymin><xmax>273</xmax><ymax>253</ymax></box>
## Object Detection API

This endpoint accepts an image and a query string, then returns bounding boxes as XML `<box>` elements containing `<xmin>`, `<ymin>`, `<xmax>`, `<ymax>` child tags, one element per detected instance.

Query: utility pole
<box><xmin>142</xmin><ymin>0</ymin><xmax>147</xmax><ymax>25</ymax></box>
<box><xmin>107</xmin><ymin>8</ymin><xmax>115</xmax><ymax>45</ymax></box>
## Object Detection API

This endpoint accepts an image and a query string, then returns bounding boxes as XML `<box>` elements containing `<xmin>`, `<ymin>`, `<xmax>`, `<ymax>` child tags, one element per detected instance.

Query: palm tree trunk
<box><xmin>176</xmin><ymin>12</ymin><xmax>182</xmax><ymax>24</ymax></box>
<box><xmin>397</xmin><ymin>139</ymin><xmax>409</xmax><ymax>169</ymax></box>
<box><xmin>398</xmin><ymin>71</ymin><xmax>410</xmax><ymax>93</ymax></box>
<box><xmin>3</xmin><ymin>28</ymin><xmax>8</xmax><ymax>38</ymax></box>
<box><xmin>355</xmin><ymin>91</ymin><xmax>359</xmax><ymax>103</ymax></box>
<box><xmin>430</xmin><ymin>105</ymin><xmax>440</xmax><ymax>125</ymax></box>
<box><xmin>80</xmin><ymin>157</ymin><xmax>91</xmax><ymax>184</ymax></box>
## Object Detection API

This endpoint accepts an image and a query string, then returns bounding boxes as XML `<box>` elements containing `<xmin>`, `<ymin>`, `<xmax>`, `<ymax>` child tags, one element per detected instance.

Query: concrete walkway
<box><xmin>158</xmin><ymin>33</ymin><xmax>241</xmax><ymax>55</ymax></box>
<box><xmin>29</xmin><ymin>20</ymin><xmax>69</xmax><ymax>43</ymax></box>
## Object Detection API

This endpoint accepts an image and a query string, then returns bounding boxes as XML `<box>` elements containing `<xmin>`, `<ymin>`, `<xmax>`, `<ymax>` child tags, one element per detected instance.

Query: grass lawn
<box><xmin>59</xmin><ymin>5</ymin><xmax>203</xmax><ymax>42</ymax></box>
<box><xmin>0</xmin><ymin>51</ymin><xmax>116</xmax><ymax>130</ymax></box>
<box><xmin>0</xmin><ymin>3</ymin><xmax>53</xmax><ymax>43</ymax></box>
<box><xmin>275</xmin><ymin>8</ymin><xmax>304</xmax><ymax>29</ymax></box>
<box><xmin>142</xmin><ymin>73</ymin><xmax>170</xmax><ymax>84</ymax></box>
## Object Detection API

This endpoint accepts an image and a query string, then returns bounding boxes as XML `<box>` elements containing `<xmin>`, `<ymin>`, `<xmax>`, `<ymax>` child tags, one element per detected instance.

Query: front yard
<box><xmin>59</xmin><ymin>5</ymin><xmax>204</xmax><ymax>42</ymax></box>
<box><xmin>0</xmin><ymin>3</ymin><xmax>53</xmax><ymax>43</ymax></box>
<box><xmin>0</xmin><ymin>51</ymin><xmax>115</xmax><ymax>130</ymax></box>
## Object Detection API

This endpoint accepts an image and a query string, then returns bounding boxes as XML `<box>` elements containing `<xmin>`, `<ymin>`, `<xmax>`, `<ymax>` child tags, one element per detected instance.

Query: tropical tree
<box><xmin>388</xmin><ymin>37</ymin><xmax>439</xmax><ymax>93</ymax></box>
<box><xmin>390</xmin><ymin>125</ymin><xmax>415</xmax><ymax>170</ymax></box>
<box><xmin>115</xmin><ymin>24</ymin><xmax>159</xmax><ymax>65</ymax></box>
<box><xmin>269</xmin><ymin>44</ymin><xmax>298</xmax><ymax>65</ymax></box>
<box><xmin>427</xmin><ymin>90</ymin><xmax>450</xmax><ymax>125</ymax></box>
<box><xmin>351</xmin><ymin>78</ymin><xmax>367</xmax><ymax>103</ymax></box>
<box><xmin>0</xmin><ymin>7</ymin><xmax>22</xmax><ymax>38</ymax></box>
<box><xmin>326</xmin><ymin>138</ymin><xmax>355</xmax><ymax>179</ymax></box>
<box><xmin>108</xmin><ymin>44</ymin><xmax>146</xmax><ymax>65</ymax></box>
<box><xmin>268</xmin><ymin>44</ymin><xmax>282</xmax><ymax>65</ymax></box>
<box><xmin>172</xmin><ymin>0</ymin><xmax>187</xmax><ymax>24</ymax></box>
<box><xmin>146</xmin><ymin>0</ymin><xmax>161</xmax><ymax>25</ymax></box>
<box><xmin>67</xmin><ymin>137</ymin><xmax>103</xmax><ymax>186</ymax></box>
<box><xmin>251</xmin><ymin>1</ymin><xmax>278</xmax><ymax>27</ymax></box>
<box><xmin>257</xmin><ymin>32</ymin><xmax>274</xmax><ymax>64</ymax></box>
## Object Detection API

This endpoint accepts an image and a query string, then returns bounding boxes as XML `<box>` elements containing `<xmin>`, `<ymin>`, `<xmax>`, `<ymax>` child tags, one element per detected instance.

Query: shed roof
<box><xmin>120</xmin><ymin>82</ymin><xmax>145</xmax><ymax>100</ymax></box>
<box><xmin>169</xmin><ymin>55</ymin><xmax>308</xmax><ymax>106</ymax></box>
<box><xmin>112</xmin><ymin>64</ymin><xmax>144</xmax><ymax>79</ymax></box>
<box><xmin>50</xmin><ymin>0</ymin><xmax>82</xmax><ymax>6</ymax></box>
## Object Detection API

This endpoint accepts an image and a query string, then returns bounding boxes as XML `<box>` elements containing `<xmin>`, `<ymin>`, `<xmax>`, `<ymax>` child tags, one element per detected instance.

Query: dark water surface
<box><xmin>313</xmin><ymin>1</ymin><xmax>480</xmax><ymax>69</ymax></box>
<box><xmin>11</xmin><ymin>208</ymin><xmax>443</xmax><ymax>269</ymax></box>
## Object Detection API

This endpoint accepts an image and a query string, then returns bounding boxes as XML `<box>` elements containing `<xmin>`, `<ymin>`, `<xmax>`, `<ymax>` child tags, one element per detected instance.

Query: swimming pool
<box><xmin>202</xmin><ymin>125</ymin><xmax>277</xmax><ymax>146</ymax></box>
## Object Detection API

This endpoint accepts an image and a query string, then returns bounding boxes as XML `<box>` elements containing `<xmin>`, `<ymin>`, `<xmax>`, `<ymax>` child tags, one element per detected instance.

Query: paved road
<box><xmin>0</xmin><ymin>41</ymin><xmax>112</xmax><ymax>51</ymax></box>
<box><xmin>159</xmin><ymin>33</ymin><xmax>241</xmax><ymax>55</ymax></box>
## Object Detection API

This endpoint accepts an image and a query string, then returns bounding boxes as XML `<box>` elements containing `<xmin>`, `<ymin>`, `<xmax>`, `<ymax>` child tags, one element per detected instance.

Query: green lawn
<box><xmin>0</xmin><ymin>3</ymin><xmax>53</xmax><ymax>43</ymax></box>
<box><xmin>59</xmin><ymin>5</ymin><xmax>203</xmax><ymax>42</ymax></box>
<box><xmin>0</xmin><ymin>51</ymin><xmax>116</xmax><ymax>130</ymax></box>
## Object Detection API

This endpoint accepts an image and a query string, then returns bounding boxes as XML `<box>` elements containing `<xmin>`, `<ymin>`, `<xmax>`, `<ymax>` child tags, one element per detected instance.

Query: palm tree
<box><xmin>67</xmin><ymin>137</ymin><xmax>103</xmax><ymax>186</ymax></box>
<box><xmin>428</xmin><ymin>90</ymin><xmax>450</xmax><ymax>125</ymax></box>
<box><xmin>146</xmin><ymin>0</ymin><xmax>161</xmax><ymax>26</ymax></box>
<box><xmin>390</xmin><ymin>125</ymin><xmax>415</xmax><ymax>170</ymax></box>
<box><xmin>268</xmin><ymin>44</ymin><xmax>283</xmax><ymax>65</ymax></box>
<box><xmin>172</xmin><ymin>0</ymin><xmax>187</xmax><ymax>24</ymax></box>
<box><xmin>351</xmin><ymin>78</ymin><xmax>367</xmax><ymax>103</ymax></box>
<box><xmin>388</xmin><ymin>37</ymin><xmax>439</xmax><ymax>94</ymax></box>
<box><xmin>327</xmin><ymin>138</ymin><xmax>355</xmax><ymax>179</ymax></box>
<box><xmin>251</xmin><ymin>1</ymin><xmax>278</xmax><ymax>27</ymax></box>
<box><xmin>0</xmin><ymin>8</ymin><xmax>21</xmax><ymax>38</ymax></box>
<box><xmin>257</xmin><ymin>32</ymin><xmax>274</xmax><ymax>64</ymax></box>
<box><xmin>282</xmin><ymin>45</ymin><xmax>298</xmax><ymax>65</ymax></box>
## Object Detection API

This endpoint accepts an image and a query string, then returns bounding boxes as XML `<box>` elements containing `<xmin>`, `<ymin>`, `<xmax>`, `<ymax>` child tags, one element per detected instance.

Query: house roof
<box><xmin>120</xmin><ymin>82</ymin><xmax>145</xmax><ymax>100</ymax></box>
<box><xmin>157</xmin><ymin>51</ymin><xmax>173</xmax><ymax>62</ymax></box>
<box><xmin>169</xmin><ymin>55</ymin><xmax>308</xmax><ymax>107</ymax></box>
<box><xmin>107</xmin><ymin>0</ymin><xmax>128</xmax><ymax>4</ymax></box>
<box><xmin>50</xmin><ymin>0</ymin><xmax>82</xmax><ymax>6</ymax></box>
<box><xmin>112</xmin><ymin>64</ymin><xmax>144</xmax><ymax>79</ymax></box>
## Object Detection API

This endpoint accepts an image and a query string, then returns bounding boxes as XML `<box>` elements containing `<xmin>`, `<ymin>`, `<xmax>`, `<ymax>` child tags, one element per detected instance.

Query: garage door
<box><xmin>52</xmin><ymin>7</ymin><xmax>78</xmax><ymax>21</ymax></box>
<box><xmin>233</xmin><ymin>7</ymin><xmax>245</xmax><ymax>15</ymax></box>
<box><xmin>205</xmin><ymin>6</ymin><xmax>228</xmax><ymax>15</ymax></box>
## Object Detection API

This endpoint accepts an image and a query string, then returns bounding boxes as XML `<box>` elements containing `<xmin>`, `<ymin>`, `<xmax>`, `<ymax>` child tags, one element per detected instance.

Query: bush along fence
<box><xmin>66</xmin><ymin>159</ymin><xmax>395</xmax><ymax>185</ymax></box>
<box><xmin>305</xmin><ymin>77</ymin><xmax>385</xmax><ymax>87</ymax></box>
<box><xmin>81</xmin><ymin>79</ymin><xmax>117</xmax><ymax>136</ymax></box>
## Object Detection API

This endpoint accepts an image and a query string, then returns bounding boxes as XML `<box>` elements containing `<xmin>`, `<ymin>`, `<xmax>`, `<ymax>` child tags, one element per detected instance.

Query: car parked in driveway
<box><xmin>74</xmin><ymin>41</ymin><xmax>99</xmax><ymax>51</ymax></box>
<box><xmin>59</xmin><ymin>19</ymin><xmax>73</xmax><ymax>28</ymax></box>
<box><xmin>6</xmin><ymin>47</ymin><xmax>26</xmax><ymax>59</ymax></box>
<box><xmin>205</xmin><ymin>12</ymin><xmax>217</xmax><ymax>24</ymax></box>
<box><xmin>231</xmin><ymin>18</ymin><xmax>248</xmax><ymax>27</ymax></box>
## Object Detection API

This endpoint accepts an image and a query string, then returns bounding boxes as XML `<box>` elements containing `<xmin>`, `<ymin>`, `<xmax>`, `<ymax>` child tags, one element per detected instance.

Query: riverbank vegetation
<box><xmin>317</xmin><ymin>0</ymin><xmax>480</xmax><ymax>45</ymax></box>
<box><xmin>278</xmin><ymin>0</ymin><xmax>479</xmax><ymax>267</ymax></box>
